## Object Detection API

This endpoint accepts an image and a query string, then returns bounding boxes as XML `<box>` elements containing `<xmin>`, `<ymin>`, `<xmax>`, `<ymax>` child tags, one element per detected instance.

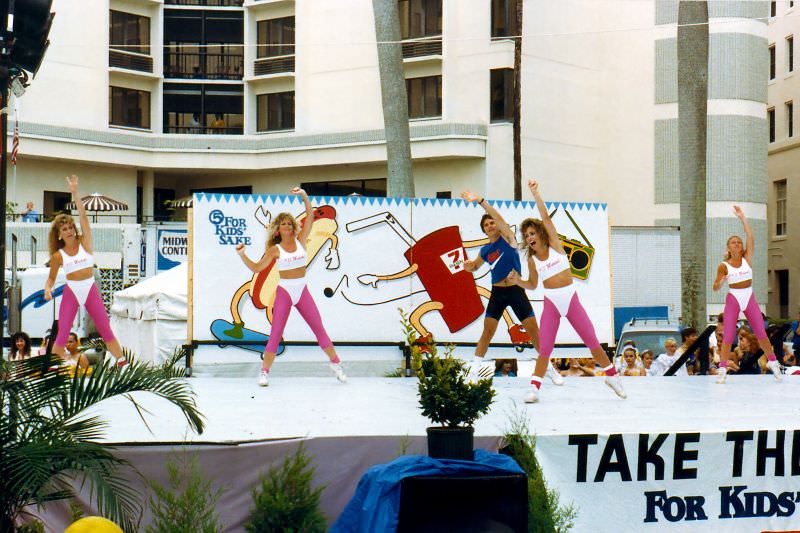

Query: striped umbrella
<box><xmin>66</xmin><ymin>193</ymin><xmax>128</xmax><ymax>221</ymax></box>
<box><xmin>67</xmin><ymin>193</ymin><xmax>129</xmax><ymax>212</ymax></box>
<box><xmin>167</xmin><ymin>196</ymin><xmax>193</xmax><ymax>208</ymax></box>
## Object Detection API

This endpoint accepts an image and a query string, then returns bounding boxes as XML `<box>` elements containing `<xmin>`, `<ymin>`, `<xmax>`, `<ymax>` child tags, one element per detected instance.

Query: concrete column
<box><xmin>141</xmin><ymin>170</ymin><xmax>155</xmax><ymax>222</ymax></box>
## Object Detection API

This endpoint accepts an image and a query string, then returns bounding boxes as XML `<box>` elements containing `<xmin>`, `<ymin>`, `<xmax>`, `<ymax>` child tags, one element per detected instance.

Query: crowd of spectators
<box><xmin>4</xmin><ymin>328</ymin><xmax>105</xmax><ymax>377</ymax></box>
<box><xmin>546</xmin><ymin>312</ymin><xmax>799</xmax><ymax>378</ymax></box>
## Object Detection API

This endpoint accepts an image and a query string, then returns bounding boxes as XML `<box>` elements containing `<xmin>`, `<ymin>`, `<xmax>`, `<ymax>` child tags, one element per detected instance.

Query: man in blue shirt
<box><xmin>20</xmin><ymin>201</ymin><xmax>40</xmax><ymax>222</ymax></box>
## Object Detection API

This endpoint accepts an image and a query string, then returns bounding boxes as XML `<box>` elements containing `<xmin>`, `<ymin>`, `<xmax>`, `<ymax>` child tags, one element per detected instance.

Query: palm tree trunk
<box><xmin>372</xmin><ymin>0</ymin><xmax>415</xmax><ymax>197</ymax></box>
<box><xmin>677</xmin><ymin>1</ymin><xmax>709</xmax><ymax>328</ymax></box>
<box><xmin>513</xmin><ymin>0</ymin><xmax>523</xmax><ymax>201</ymax></box>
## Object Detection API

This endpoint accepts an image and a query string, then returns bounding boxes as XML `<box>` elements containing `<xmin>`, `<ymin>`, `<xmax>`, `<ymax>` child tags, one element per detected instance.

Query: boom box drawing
<box><xmin>550</xmin><ymin>208</ymin><xmax>595</xmax><ymax>280</ymax></box>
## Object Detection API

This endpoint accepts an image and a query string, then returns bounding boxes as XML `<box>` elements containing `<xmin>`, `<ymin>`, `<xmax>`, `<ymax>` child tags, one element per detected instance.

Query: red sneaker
<box><xmin>413</xmin><ymin>333</ymin><xmax>433</xmax><ymax>353</ymax></box>
<box><xmin>508</xmin><ymin>324</ymin><xmax>531</xmax><ymax>345</ymax></box>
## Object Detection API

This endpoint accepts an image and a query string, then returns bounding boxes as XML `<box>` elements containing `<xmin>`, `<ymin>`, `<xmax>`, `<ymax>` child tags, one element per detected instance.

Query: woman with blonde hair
<box><xmin>712</xmin><ymin>206</ymin><xmax>781</xmax><ymax>383</ymax></box>
<box><xmin>44</xmin><ymin>176</ymin><xmax>126</xmax><ymax>366</ymax></box>
<box><xmin>236</xmin><ymin>187</ymin><xmax>346</xmax><ymax>387</ymax></box>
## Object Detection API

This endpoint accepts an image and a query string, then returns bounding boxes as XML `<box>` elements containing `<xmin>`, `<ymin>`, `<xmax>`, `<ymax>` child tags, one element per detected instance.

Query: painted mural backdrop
<box><xmin>191</xmin><ymin>193</ymin><xmax>611</xmax><ymax>354</ymax></box>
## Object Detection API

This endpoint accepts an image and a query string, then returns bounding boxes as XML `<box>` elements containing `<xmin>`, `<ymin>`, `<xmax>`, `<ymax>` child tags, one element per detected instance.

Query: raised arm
<box><xmin>733</xmin><ymin>205</ymin><xmax>754</xmax><ymax>264</ymax></box>
<box><xmin>528</xmin><ymin>179</ymin><xmax>565</xmax><ymax>254</ymax></box>
<box><xmin>66</xmin><ymin>175</ymin><xmax>92</xmax><ymax>252</ymax></box>
<box><xmin>459</xmin><ymin>190</ymin><xmax>516</xmax><ymax>244</ymax></box>
<box><xmin>236</xmin><ymin>244</ymin><xmax>277</xmax><ymax>273</ymax></box>
<box><xmin>292</xmin><ymin>187</ymin><xmax>314</xmax><ymax>247</ymax></box>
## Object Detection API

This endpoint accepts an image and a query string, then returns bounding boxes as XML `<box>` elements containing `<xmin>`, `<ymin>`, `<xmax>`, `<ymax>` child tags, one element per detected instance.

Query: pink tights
<box><xmin>723</xmin><ymin>290</ymin><xmax>767</xmax><ymax>345</ymax></box>
<box><xmin>265</xmin><ymin>285</ymin><xmax>333</xmax><ymax>354</ymax></box>
<box><xmin>55</xmin><ymin>283</ymin><xmax>115</xmax><ymax>345</ymax></box>
<box><xmin>538</xmin><ymin>291</ymin><xmax>600</xmax><ymax>358</ymax></box>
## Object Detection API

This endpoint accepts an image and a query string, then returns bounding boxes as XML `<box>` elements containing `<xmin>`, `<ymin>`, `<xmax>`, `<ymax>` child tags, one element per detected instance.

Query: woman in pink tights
<box><xmin>236</xmin><ymin>187</ymin><xmax>346</xmax><ymax>387</ymax></box>
<box><xmin>44</xmin><ymin>175</ymin><xmax>126</xmax><ymax>366</ymax></box>
<box><xmin>712</xmin><ymin>206</ymin><xmax>781</xmax><ymax>383</ymax></box>
<box><xmin>510</xmin><ymin>179</ymin><xmax>626</xmax><ymax>403</ymax></box>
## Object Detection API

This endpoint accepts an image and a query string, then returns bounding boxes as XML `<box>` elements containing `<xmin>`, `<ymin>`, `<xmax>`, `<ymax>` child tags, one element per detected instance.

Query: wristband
<box><xmin>478</xmin><ymin>197</ymin><xmax>485</xmax><ymax>205</ymax></box>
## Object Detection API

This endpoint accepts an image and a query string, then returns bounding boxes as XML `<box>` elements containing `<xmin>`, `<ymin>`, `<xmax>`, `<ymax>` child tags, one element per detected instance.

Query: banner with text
<box><xmin>536</xmin><ymin>429</ymin><xmax>800</xmax><ymax>531</ymax></box>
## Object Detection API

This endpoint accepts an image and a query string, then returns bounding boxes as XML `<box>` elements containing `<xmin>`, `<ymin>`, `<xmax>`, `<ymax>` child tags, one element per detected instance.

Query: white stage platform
<box><xmin>93</xmin><ymin>374</ymin><xmax>800</xmax><ymax>444</ymax></box>
<box><xmin>37</xmin><ymin>375</ymin><xmax>800</xmax><ymax>532</ymax></box>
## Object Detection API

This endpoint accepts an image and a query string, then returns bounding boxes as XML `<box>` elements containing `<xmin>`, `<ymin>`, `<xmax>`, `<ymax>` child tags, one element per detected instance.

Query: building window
<box><xmin>110</xmin><ymin>10</ymin><xmax>150</xmax><ymax>55</ymax></box>
<box><xmin>491</xmin><ymin>0</ymin><xmax>519</xmax><ymax>39</ymax></box>
<box><xmin>787</xmin><ymin>101</ymin><xmax>794</xmax><ymax>137</ymax></box>
<box><xmin>398</xmin><ymin>0</ymin><xmax>442</xmax><ymax>39</ymax></box>
<box><xmin>406</xmin><ymin>75</ymin><xmax>442</xmax><ymax>119</ymax></box>
<box><xmin>43</xmin><ymin>191</ymin><xmax>72</xmax><ymax>220</ymax></box>
<box><xmin>771</xmin><ymin>1</ymin><xmax>777</xmax><ymax>17</ymax></box>
<box><xmin>257</xmin><ymin>91</ymin><xmax>295</xmax><ymax>131</ymax></box>
<box><xmin>257</xmin><ymin>16</ymin><xmax>295</xmax><ymax>58</ymax></box>
<box><xmin>788</xmin><ymin>36</ymin><xmax>794</xmax><ymax>72</ymax></box>
<box><xmin>768</xmin><ymin>107</ymin><xmax>776</xmax><ymax>142</ymax></box>
<box><xmin>109</xmin><ymin>86</ymin><xmax>151</xmax><ymax>129</ymax></box>
<box><xmin>302</xmin><ymin>179</ymin><xmax>387</xmax><ymax>197</ymax></box>
<box><xmin>776</xmin><ymin>179</ymin><xmax>787</xmax><ymax>236</ymax></box>
<box><xmin>490</xmin><ymin>68</ymin><xmax>514</xmax><ymax>122</ymax></box>
<box><xmin>791</xmin><ymin>1</ymin><xmax>796</xmax><ymax>8</ymax></box>
<box><xmin>436</xmin><ymin>191</ymin><xmax>452</xmax><ymax>199</ymax></box>
<box><xmin>770</xmin><ymin>44</ymin><xmax>776</xmax><ymax>80</ymax></box>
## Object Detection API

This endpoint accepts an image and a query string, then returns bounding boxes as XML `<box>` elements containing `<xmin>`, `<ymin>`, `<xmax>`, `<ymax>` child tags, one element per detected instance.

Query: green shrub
<box><xmin>502</xmin><ymin>410</ymin><xmax>577</xmax><ymax>533</ymax></box>
<box><xmin>145</xmin><ymin>452</ymin><xmax>224</xmax><ymax>533</ymax></box>
<box><xmin>16</xmin><ymin>520</ymin><xmax>44</xmax><ymax>533</ymax></box>
<box><xmin>245</xmin><ymin>442</ymin><xmax>326</xmax><ymax>533</ymax></box>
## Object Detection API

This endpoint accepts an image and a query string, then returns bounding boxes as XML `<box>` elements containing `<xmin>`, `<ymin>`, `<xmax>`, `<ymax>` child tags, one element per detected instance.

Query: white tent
<box><xmin>110</xmin><ymin>263</ymin><xmax>187</xmax><ymax>364</ymax></box>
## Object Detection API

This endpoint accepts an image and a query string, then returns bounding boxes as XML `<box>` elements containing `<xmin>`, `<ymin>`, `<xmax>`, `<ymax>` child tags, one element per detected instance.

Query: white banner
<box><xmin>536</xmin><ymin>430</ymin><xmax>800</xmax><ymax>531</ymax></box>
<box><xmin>191</xmin><ymin>194</ymin><xmax>611</xmax><ymax>353</ymax></box>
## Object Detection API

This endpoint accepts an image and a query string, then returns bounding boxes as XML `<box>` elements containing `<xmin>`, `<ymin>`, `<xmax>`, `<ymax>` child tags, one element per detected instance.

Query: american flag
<box><xmin>10</xmin><ymin>124</ymin><xmax>19</xmax><ymax>165</ymax></box>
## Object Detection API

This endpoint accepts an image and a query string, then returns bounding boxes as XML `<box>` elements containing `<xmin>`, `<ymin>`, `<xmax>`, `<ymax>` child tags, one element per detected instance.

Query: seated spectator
<box><xmin>734</xmin><ymin>329</ymin><xmax>763</xmax><ymax>375</ymax></box>
<box><xmin>38</xmin><ymin>329</ymin><xmax>51</xmax><ymax>356</ymax></box>
<box><xmin>9</xmin><ymin>331</ymin><xmax>32</xmax><ymax>361</ymax></box>
<box><xmin>62</xmin><ymin>332</ymin><xmax>91</xmax><ymax>376</ymax></box>
<box><xmin>641</xmin><ymin>349</ymin><xmax>654</xmax><ymax>376</ymax></box>
<box><xmin>494</xmin><ymin>359</ymin><xmax>517</xmax><ymax>377</ymax></box>
<box><xmin>620</xmin><ymin>347</ymin><xmax>644</xmax><ymax>376</ymax></box>
<box><xmin>783</xmin><ymin>352</ymin><xmax>800</xmax><ymax>375</ymax></box>
<box><xmin>651</xmin><ymin>337</ymin><xmax>688</xmax><ymax>376</ymax></box>
<box><xmin>560</xmin><ymin>357</ymin><xmax>596</xmax><ymax>377</ymax></box>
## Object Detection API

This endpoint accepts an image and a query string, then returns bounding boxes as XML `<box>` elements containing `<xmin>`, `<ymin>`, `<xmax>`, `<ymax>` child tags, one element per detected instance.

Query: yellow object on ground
<box><xmin>64</xmin><ymin>516</ymin><xmax>123</xmax><ymax>533</ymax></box>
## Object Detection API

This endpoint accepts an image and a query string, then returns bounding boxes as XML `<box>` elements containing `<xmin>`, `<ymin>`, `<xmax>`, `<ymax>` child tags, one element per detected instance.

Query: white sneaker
<box><xmin>467</xmin><ymin>359</ymin><xmax>493</xmax><ymax>384</ymax></box>
<box><xmin>547</xmin><ymin>364</ymin><xmax>565</xmax><ymax>386</ymax></box>
<box><xmin>604</xmin><ymin>375</ymin><xmax>627</xmax><ymax>399</ymax></box>
<box><xmin>716</xmin><ymin>367</ymin><xmax>727</xmax><ymax>384</ymax></box>
<box><xmin>258</xmin><ymin>370</ymin><xmax>269</xmax><ymax>387</ymax></box>
<box><xmin>523</xmin><ymin>388</ymin><xmax>540</xmax><ymax>403</ymax></box>
<box><xmin>330</xmin><ymin>362</ymin><xmax>347</xmax><ymax>383</ymax></box>
<box><xmin>767</xmin><ymin>360</ymin><xmax>782</xmax><ymax>381</ymax></box>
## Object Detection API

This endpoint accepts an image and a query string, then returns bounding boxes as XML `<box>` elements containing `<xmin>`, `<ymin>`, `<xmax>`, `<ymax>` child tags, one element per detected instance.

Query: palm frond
<box><xmin>58</xmin><ymin>357</ymin><xmax>205</xmax><ymax>434</ymax></box>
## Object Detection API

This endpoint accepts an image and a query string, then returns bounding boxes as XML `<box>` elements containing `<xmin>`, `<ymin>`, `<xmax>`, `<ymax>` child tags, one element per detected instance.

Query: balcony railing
<box><xmin>253</xmin><ymin>55</ymin><xmax>295</xmax><ymax>76</ymax></box>
<box><xmin>165</xmin><ymin>0</ymin><xmax>244</xmax><ymax>6</ymax></box>
<box><xmin>402</xmin><ymin>38</ymin><xmax>443</xmax><ymax>59</ymax></box>
<box><xmin>164</xmin><ymin>125</ymin><xmax>243</xmax><ymax>135</ymax></box>
<box><xmin>109</xmin><ymin>49</ymin><xmax>154</xmax><ymax>73</ymax></box>
<box><xmin>164</xmin><ymin>52</ymin><xmax>244</xmax><ymax>80</ymax></box>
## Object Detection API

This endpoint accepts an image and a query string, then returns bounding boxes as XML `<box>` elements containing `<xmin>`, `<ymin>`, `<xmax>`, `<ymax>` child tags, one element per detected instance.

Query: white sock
<box><xmin>473</xmin><ymin>355</ymin><xmax>484</xmax><ymax>362</ymax></box>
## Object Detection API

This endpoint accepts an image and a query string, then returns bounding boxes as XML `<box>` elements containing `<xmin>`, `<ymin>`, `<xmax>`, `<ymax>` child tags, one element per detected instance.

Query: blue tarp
<box><xmin>330</xmin><ymin>450</ymin><xmax>525</xmax><ymax>533</ymax></box>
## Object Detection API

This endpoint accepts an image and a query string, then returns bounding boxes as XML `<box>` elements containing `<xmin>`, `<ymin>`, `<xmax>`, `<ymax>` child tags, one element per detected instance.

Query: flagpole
<box><xmin>11</xmin><ymin>99</ymin><xmax>16</xmax><ymax>210</ymax></box>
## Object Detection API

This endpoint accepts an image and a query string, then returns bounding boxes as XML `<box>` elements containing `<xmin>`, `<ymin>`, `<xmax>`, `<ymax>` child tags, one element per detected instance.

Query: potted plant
<box><xmin>401</xmin><ymin>310</ymin><xmax>496</xmax><ymax>461</ymax></box>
